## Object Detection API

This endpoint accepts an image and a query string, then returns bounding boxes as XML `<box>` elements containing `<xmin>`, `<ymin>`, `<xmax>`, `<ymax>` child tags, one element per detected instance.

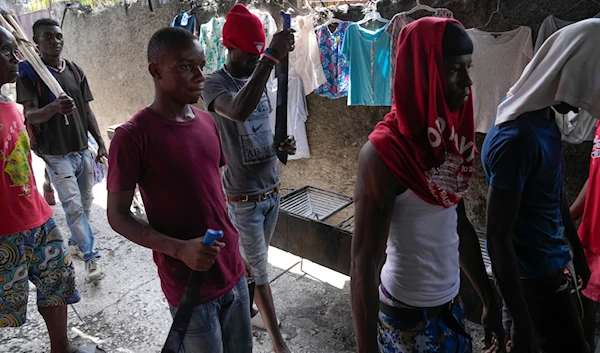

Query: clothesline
<box><xmin>168</xmin><ymin>5</ymin><xmax>600</xmax><ymax>163</ymax></box>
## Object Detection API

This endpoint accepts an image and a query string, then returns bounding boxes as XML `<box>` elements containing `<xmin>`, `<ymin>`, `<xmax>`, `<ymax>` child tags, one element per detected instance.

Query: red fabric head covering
<box><xmin>222</xmin><ymin>4</ymin><xmax>266</xmax><ymax>55</ymax></box>
<box><xmin>369</xmin><ymin>17</ymin><xmax>475</xmax><ymax>208</ymax></box>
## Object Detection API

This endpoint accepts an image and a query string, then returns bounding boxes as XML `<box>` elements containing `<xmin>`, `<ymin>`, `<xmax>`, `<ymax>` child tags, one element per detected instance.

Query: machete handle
<box><xmin>161</xmin><ymin>229</ymin><xmax>224</xmax><ymax>353</ymax></box>
<box><xmin>202</xmin><ymin>229</ymin><xmax>223</xmax><ymax>246</ymax></box>
<box><xmin>280</xmin><ymin>10</ymin><xmax>291</xmax><ymax>30</ymax></box>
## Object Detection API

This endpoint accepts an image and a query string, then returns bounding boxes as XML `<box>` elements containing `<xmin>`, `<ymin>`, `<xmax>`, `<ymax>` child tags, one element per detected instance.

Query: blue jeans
<box><xmin>169</xmin><ymin>277</ymin><xmax>252</xmax><ymax>353</ymax></box>
<box><xmin>227</xmin><ymin>193</ymin><xmax>280</xmax><ymax>286</ymax></box>
<box><xmin>43</xmin><ymin>150</ymin><xmax>100</xmax><ymax>262</ymax></box>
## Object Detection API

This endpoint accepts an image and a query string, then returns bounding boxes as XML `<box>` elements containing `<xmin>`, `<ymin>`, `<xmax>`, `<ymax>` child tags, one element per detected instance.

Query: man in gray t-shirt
<box><xmin>202</xmin><ymin>4</ymin><xmax>296</xmax><ymax>353</ymax></box>
<box><xmin>204</xmin><ymin>69</ymin><xmax>280</xmax><ymax>195</ymax></box>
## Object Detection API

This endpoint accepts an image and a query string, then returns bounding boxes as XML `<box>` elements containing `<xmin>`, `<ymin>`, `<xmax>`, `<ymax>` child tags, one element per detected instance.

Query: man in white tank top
<box><xmin>351</xmin><ymin>18</ymin><xmax>503</xmax><ymax>353</ymax></box>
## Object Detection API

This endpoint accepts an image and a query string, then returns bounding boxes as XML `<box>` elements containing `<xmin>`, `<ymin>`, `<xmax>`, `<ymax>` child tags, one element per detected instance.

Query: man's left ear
<box><xmin>148</xmin><ymin>63</ymin><xmax>161</xmax><ymax>79</ymax></box>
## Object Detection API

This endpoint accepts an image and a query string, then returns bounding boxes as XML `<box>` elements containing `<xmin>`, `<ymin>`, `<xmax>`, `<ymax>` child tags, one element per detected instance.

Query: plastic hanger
<box><xmin>356</xmin><ymin>9</ymin><xmax>390</xmax><ymax>25</ymax></box>
<box><xmin>477</xmin><ymin>0</ymin><xmax>520</xmax><ymax>30</ymax></box>
<box><xmin>324</xmin><ymin>17</ymin><xmax>342</xmax><ymax>26</ymax></box>
<box><xmin>402</xmin><ymin>0</ymin><xmax>436</xmax><ymax>16</ymax></box>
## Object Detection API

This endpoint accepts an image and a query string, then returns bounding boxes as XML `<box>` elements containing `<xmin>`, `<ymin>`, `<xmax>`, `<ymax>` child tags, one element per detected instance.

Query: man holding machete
<box><xmin>203</xmin><ymin>4</ymin><xmax>295</xmax><ymax>353</ymax></box>
<box><xmin>107</xmin><ymin>27</ymin><xmax>252</xmax><ymax>353</ymax></box>
<box><xmin>17</xmin><ymin>18</ymin><xmax>106</xmax><ymax>283</ymax></box>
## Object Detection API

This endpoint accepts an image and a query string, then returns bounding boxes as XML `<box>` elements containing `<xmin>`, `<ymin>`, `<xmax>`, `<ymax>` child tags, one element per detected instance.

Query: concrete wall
<box><xmin>0</xmin><ymin>0</ymin><xmax>20</xmax><ymax>14</ymax></box>
<box><xmin>60</xmin><ymin>0</ymin><xmax>599</xmax><ymax>230</ymax></box>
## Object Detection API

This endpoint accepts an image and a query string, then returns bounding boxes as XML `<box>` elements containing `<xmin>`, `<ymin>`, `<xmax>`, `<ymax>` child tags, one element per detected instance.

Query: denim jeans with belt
<box><xmin>227</xmin><ymin>193</ymin><xmax>280</xmax><ymax>286</ymax></box>
<box><xmin>43</xmin><ymin>150</ymin><xmax>100</xmax><ymax>262</ymax></box>
<box><xmin>169</xmin><ymin>277</ymin><xmax>252</xmax><ymax>353</ymax></box>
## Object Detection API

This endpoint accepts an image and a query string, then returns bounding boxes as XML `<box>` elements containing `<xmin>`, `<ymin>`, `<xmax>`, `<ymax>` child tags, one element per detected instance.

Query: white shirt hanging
<box><xmin>466</xmin><ymin>26</ymin><xmax>533</xmax><ymax>133</ymax></box>
<box><xmin>289</xmin><ymin>16</ymin><xmax>326</xmax><ymax>96</ymax></box>
<box><xmin>267</xmin><ymin>76</ymin><xmax>311</xmax><ymax>160</ymax></box>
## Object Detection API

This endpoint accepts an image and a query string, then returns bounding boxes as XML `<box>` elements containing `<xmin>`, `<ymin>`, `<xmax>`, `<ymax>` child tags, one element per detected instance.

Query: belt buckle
<box><xmin>241</xmin><ymin>195</ymin><xmax>249</xmax><ymax>202</ymax></box>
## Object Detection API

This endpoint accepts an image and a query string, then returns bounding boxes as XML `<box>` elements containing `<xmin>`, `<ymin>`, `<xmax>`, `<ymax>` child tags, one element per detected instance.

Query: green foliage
<box><xmin>80</xmin><ymin>0</ymin><xmax>121</xmax><ymax>9</ymax></box>
<box><xmin>26</xmin><ymin>0</ymin><xmax>50</xmax><ymax>12</ymax></box>
<box><xmin>26</xmin><ymin>0</ymin><xmax>120</xmax><ymax>12</ymax></box>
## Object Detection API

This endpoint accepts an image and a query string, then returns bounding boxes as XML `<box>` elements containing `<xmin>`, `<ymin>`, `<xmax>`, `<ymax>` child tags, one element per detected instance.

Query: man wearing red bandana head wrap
<box><xmin>203</xmin><ymin>4</ymin><xmax>295</xmax><ymax>353</ymax></box>
<box><xmin>351</xmin><ymin>18</ymin><xmax>503</xmax><ymax>353</ymax></box>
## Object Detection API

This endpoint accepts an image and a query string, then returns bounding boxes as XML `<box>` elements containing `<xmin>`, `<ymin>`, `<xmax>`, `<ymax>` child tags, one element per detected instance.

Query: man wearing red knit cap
<box><xmin>203</xmin><ymin>4</ymin><xmax>295</xmax><ymax>353</ymax></box>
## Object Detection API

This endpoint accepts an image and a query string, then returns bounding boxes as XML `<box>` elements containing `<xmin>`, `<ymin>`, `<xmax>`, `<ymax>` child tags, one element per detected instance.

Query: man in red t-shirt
<box><xmin>571</xmin><ymin>121</ymin><xmax>600</xmax><ymax>350</ymax></box>
<box><xmin>0</xmin><ymin>26</ymin><xmax>80</xmax><ymax>353</ymax></box>
<box><xmin>106</xmin><ymin>27</ymin><xmax>251</xmax><ymax>352</ymax></box>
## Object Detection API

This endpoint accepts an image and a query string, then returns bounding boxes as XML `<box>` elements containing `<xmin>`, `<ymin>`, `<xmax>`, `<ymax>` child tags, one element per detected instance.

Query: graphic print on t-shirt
<box><xmin>237</xmin><ymin>94</ymin><xmax>276</xmax><ymax>165</ymax></box>
<box><xmin>1</xmin><ymin>121</ymin><xmax>33</xmax><ymax>196</ymax></box>
<box><xmin>592</xmin><ymin>134</ymin><xmax>600</xmax><ymax>159</ymax></box>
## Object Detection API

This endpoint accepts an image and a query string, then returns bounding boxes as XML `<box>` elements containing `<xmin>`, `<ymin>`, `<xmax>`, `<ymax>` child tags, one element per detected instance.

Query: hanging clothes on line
<box><xmin>553</xmin><ymin>108</ymin><xmax>598</xmax><ymax>144</ymax></box>
<box><xmin>199</xmin><ymin>17</ymin><xmax>227</xmax><ymax>73</ymax></box>
<box><xmin>534</xmin><ymin>15</ymin><xmax>576</xmax><ymax>52</ymax></box>
<box><xmin>466</xmin><ymin>26</ymin><xmax>533</xmax><ymax>133</ymax></box>
<box><xmin>250</xmin><ymin>9</ymin><xmax>278</xmax><ymax>48</ymax></box>
<box><xmin>199</xmin><ymin>10</ymin><xmax>276</xmax><ymax>74</ymax></box>
<box><xmin>387</xmin><ymin>8</ymin><xmax>453</xmax><ymax>80</ymax></box>
<box><xmin>315</xmin><ymin>21</ymin><xmax>351</xmax><ymax>99</ymax></box>
<box><xmin>170</xmin><ymin>12</ymin><xmax>197</xmax><ymax>34</ymax></box>
<box><xmin>289</xmin><ymin>16</ymin><xmax>327</xmax><ymax>96</ymax></box>
<box><xmin>267</xmin><ymin>76</ymin><xmax>311</xmax><ymax>159</ymax></box>
<box><xmin>342</xmin><ymin>22</ymin><xmax>393</xmax><ymax>106</ymax></box>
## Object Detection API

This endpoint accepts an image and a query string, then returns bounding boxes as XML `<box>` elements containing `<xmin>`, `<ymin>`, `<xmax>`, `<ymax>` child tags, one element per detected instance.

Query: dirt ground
<box><xmin>0</xmin><ymin>154</ymin><xmax>488</xmax><ymax>353</ymax></box>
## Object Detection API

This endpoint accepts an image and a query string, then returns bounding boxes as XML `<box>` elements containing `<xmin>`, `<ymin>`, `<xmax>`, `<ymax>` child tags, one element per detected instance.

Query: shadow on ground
<box><xmin>0</xmin><ymin>201</ymin><xmax>366</xmax><ymax>353</ymax></box>
<box><xmin>1</xmin><ymin>155</ymin><xmax>487</xmax><ymax>352</ymax></box>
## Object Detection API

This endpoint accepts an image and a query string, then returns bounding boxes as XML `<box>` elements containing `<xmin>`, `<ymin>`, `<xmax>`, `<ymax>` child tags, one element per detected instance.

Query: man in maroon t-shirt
<box><xmin>106</xmin><ymin>28</ymin><xmax>251</xmax><ymax>352</ymax></box>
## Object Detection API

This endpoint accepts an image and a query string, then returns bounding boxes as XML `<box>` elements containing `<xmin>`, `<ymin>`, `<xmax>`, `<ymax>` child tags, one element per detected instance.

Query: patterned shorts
<box><xmin>0</xmin><ymin>218</ymin><xmax>80</xmax><ymax>327</ymax></box>
<box><xmin>378</xmin><ymin>298</ymin><xmax>472</xmax><ymax>353</ymax></box>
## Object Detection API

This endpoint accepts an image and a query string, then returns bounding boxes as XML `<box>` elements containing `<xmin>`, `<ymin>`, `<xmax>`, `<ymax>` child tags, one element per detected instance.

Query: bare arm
<box><xmin>107</xmin><ymin>190</ymin><xmax>222</xmax><ymax>271</ymax></box>
<box><xmin>562</xmin><ymin>187</ymin><xmax>591</xmax><ymax>288</ymax></box>
<box><xmin>22</xmin><ymin>96</ymin><xmax>74</xmax><ymax>124</ymax></box>
<box><xmin>570</xmin><ymin>178</ymin><xmax>588</xmax><ymax>221</ymax></box>
<box><xmin>457</xmin><ymin>201</ymin><xmax>503</xmax><ymax>345</ymax></box>
<box><xmin>84</xmin><ymin>102</ymin><xmax>107</xmax><ymax>158</ymax></box>
<box><xmin>210</xmin><ymin>29</ymin><xmax>294</xmax><ymax>123</ymax></box>
<box><xmin>351</xmin><ymin>141</ymin><xmax>404</xmax><ymax>353</ymax></box>
<box><xmin>486</xmin><ymin>186</ymin><xmax>537</xmax><ymax>350</ymax></box>
<box><xmin>210</xmin><ymin>60</ymin><xmax>274</xmax><ymax>123</ymax></box>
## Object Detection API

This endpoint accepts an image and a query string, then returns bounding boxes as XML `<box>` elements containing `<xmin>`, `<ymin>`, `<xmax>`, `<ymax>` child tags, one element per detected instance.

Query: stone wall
<box><xmin>60</xmin><ymin>0</ymin><xmax>599</xmax><ymax>230</ymax></box>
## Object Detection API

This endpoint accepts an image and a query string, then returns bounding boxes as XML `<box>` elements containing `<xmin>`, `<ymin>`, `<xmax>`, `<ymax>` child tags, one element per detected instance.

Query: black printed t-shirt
<box><xmin>16</xmin><ymin>61</ymin><xmax>93</xmax><ymax>156</ymax></box>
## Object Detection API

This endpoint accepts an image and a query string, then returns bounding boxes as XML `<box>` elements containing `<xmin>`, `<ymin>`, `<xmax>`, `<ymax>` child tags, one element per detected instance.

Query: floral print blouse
<box><xmin>315</xmin><ymin>21</ymin><xmax>351</xmax><ymax>99</ymax></box>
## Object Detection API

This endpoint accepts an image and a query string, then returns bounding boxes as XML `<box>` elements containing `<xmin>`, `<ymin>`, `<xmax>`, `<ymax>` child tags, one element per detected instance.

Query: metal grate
<box><xmin>477</xmin><ymin>231</ymin><xmax>492</xmax><ymax>272</ymax></box>
<box><xmin>280</xmin><ymin>186</ymin><xmax>353</xmax><ymax>222</ymax></box>
<box><xmin>337</xmin><ymin>215</ymin><xmax>355</xmax><ymax>232</ymax></box>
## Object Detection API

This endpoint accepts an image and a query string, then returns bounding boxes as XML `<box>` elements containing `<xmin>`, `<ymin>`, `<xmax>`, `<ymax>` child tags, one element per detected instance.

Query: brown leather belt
<box><xmin>227</xmin><ymin>185</ymin><xmax>280</xmax><ymax>203</ymax></box>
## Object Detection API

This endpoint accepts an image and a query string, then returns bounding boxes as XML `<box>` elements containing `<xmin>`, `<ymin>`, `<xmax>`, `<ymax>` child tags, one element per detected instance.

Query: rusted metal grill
<box><xmin>273</xmin><ymin>186</ymin><xmax>354</xmax><ymax>275</ymax></box>
<box><xmin>337</xmin><ymin>215</ymin><xmax>355</xmax><ymax>232</ymax></box>
<box><xmin>280</xmin><ymin>186</ymin><xmax>353</xmax><ymax>221</ymax></box>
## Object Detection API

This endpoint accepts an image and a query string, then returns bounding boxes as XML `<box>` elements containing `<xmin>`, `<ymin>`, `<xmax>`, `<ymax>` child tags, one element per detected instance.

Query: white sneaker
<box><xmin>68</xmin><ymin>241</ymin><xmax>84</xmax><ymax>260</ymax></box>
<box><xmin>85</xmin><ymin>258</ymin><xmax>105</xmax><ymax>283</ymax></box>
<box><xmin>250</xmin><ymin>312</ymin><xmax>281</xmax><ymax>330</ymax></box>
